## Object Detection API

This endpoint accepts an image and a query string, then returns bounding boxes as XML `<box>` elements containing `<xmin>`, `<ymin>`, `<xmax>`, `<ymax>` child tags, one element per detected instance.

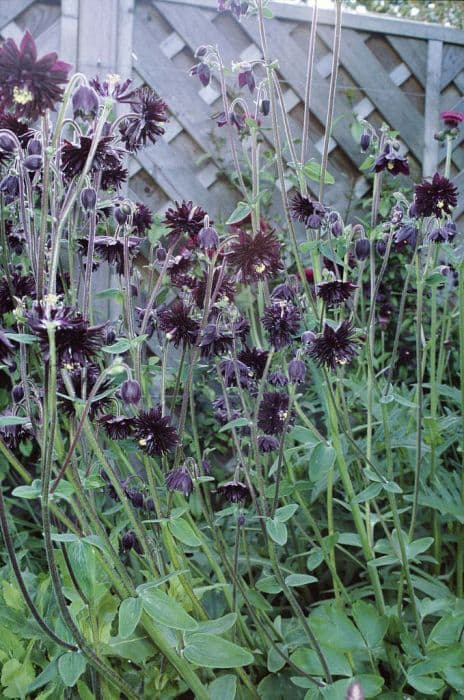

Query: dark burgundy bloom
<box><xmin>119</xmin><ymin>88</ymin><xmax>168</xmax><ymax>152</ymax></box>
<box><xmin>440</xmin><ymin>111</ymin><xmax>464</xmax><ymax>128</ymax></box>
<box><xmin>238</xmin><ymin>346</ymin><xmax>268</xmax><ymax>379</ymax></box>
<box><xmin>0</xmin><ymin>176</ymin><xmax>20</xmax><ymax>206</ymax></box>
<box><xmin>192</xmin><ymin>271</ymin><xmax>236</xmax><ymax>308</ymax></box>
<box><xmin>98</xmin><ymin>414</ymin><xmax>134</xmax><ymax>439</ymax></box>
<box><xmin>238</xmin><ymin>65</ymin><xmax>255</xmax><ymax>93</ymax></box>
<box><xmin>158</xmin><ymin>300</ymin><xmax>200</xmax><ymax>347</ymax></box>
<box><xmin>101</xmin><ymin>163</ymin><xmax>128</xmax><ymax>191</ymax></box>
<box><xmin>58</xmin><ymin>364</ymin><xmax>113</xmax><ymax>418</ymax></box>
<box><xmin>120</xmin><ymin>379</ymin><xmax>142</xmax><ymax>405</ymax></box>
<box><xmin>374</xmin><ymin>145</ymin><xmax>409</xmax><ymax>176</ymax></box>
<box><xmin>0</xmin><ymin>271</ymin><xmax>35</xmax><ymax>314</ymax></box>
<box><xmin>198</xmin><ymin>225</ymin><xmax>219</xmax><ymax>252</ymax></box>
<box><xmin>227</xmin><ymin>228</ymin><xmax>282</xmax><ymax>284</ymax></box>
<box><xmin>132</xmin><ymin>203</ymin><xmax>153</xmax><ymax>234</ymax></box>
<box><xmin>78</xmin><ymin>236</ymin><xmax>141</xmax><ymax>275</ymax></box>
<box><xmin>133</xmin><ymin>406</ymin><xmax>179</xmax><ymax>456</ymax></box>
<box><xmin>0</xmin><ymin>328</ymin><xmax>14</xmax><ymax>362</ymax></box>
<box><xmin>0</xmin><ymin>410</ymin><xmax>32</xmax><ymax>449</ymax></box>
<box><xmin>0</xmin><ymin>110</ymin><xmax>32</xmax><ymax>148</ymax></box>
<box><xmin>289</xmin><ymin>192</ymin><xmax>325</xmax><ymax>228</ymax></box>
<box><xmin>89</xmin><ymin>75</ymin><xmax>135</xmax><ymax>102</ymax></box>
<box><xmin>428</xmin><ymin>221</ymin><xmax>457</xmax><ymax>243</ymax></box>
<box><xmin>414</xmin><ymin>172</ymin><xmax>458</xmax><ymax>217</ymax></box>
<box><xmin>212</xmin><ymin>396</ymin><xmax>240</xmax><ymax>426</ymax></box>
<box><xmin>262</xmin><ymin>301</ymin><xmax>301</xmax><ymax>349</ymax></box>
<box><xmin>219</xmin><ymin>358</ymin><xmax>253</xmax><ymax>388</ymax></box>
<box><xmin>308</xmin><ymin>320</ymin><xmax>359</xmax><ymax>370</ymax></box>
<box><xmin>288</xmin><ymin>358</ymin><xmax>306</xmax><ymax>384</ymax></box>
<box><xmin>258</xmin><ymin>392</ymin><xmax>291</xmax><ymax>435</ymax></box>
<box><xmin>165</xmin><ymin>467</ymin><xmax>193</xmax><ymax>497</ymax></box>
<box><xmin>27</xmin><ymin>303</ymin><xmax>105</xmax><ymax>365</ymax></box>
<box><xmin>190</xmin><ymin>62</ymin><xmax>211</xmax><ymax>87</ymax></box>
<box><xmin>163</xmin><ymin>200</ymin><xmax>209</xmax><ymax>244</ymax></box>
<box><xmin>72</xmin><ymin>85</ymin><xmax>99</xmax><ymax>120</ymax></box>
<box><xmin>271</xmin><ymin>280</ymin><xmax>298</xmax><ymax>301</ymax></box>
<box><xmin>316</xmin><ymin>280</ymin><xmax>357</xmax><ymax>308</ymax></box>
<box><xmin>268</xmin><ymin>370</ymin><xmax>288</xmax><ymax>387</ymax></box>
<box><xmin>258</xmin><ymin>435</ymin><xmax>279</xmax><ymax>453</ymax></box>
<box><xmin>121</xmin><ymin>531</ymin><xmax>142</xmax><ymax>553</ymax></box>
<box><xmin>217</xmin><ymin>479</ymin><xmax>249</xmax><ymax>503</ymax></box>
<box><xmin>62</xmin><ymin>135</ymin><xmax>123</xmax><ymax>179</ymax></box>
<box><xmin>124</xmin><ymin>485</ymin><xmax>144</xmax><ymax>509</ymax></box>
<box><xmin>199</xmin><ymin>323</ymin><xmax>234</xmax><ymax>357</ymax></box>
<box><xmin>166</xmin><ymin>249</ymin><xmax>194</xmax><ymax>286</ymax></box>
<box><xmin>0</xmin><ymin>31</ymin><xmax>70</xmax><ymax>120</ymax></box>
<box><xmin>395</xmin><ymin>225</ymin><xmax>417</xmax><ymax>248</ymax></box>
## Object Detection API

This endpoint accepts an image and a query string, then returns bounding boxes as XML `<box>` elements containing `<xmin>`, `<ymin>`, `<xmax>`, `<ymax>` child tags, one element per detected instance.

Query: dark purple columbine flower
<box><xmin>0</xmin><ymin>175</ymin><xmax>20</xmax><ymax>205</ymax></box>
<box><xmin>158</xmin><ymin>300</ymin><xmax>200</xmax><ymax>348</ymax></box>
<box><xmin>192</xmin><ymin>271</ymin><xmax>236</xmax><ymax>308</ymax></box>
<box><xmin>0</xmin><ymin>328</ymin><xmax>14</xmax><ymax>362</ymax></box>
<box><xmin>316</xmin><ymin>280</ymin><xmax>357</xmax><ymax>308</ymax></box>
<box><xmin>289</xmin><ymin>192</ymin><xmax>325</xmax><ymax>229</ymax></box>
<box><xmin>288</xmin><ymin>358</ymin><xmax>306</xmax><ymax>384</ymax></box>
<box><xmin>78</xmin><ymin>236</ymin><xmax>142</xmax><ymax>276</ymax></box>
<box><xmin>0</xmin><ymin>409</ymin><xmax>32</xmax><ymax>449</ymax></box>
<box><xmin>212</xmin><ymin>396</ymin><xmax>240</xmax><ymax>426</ymax></box>
<box><xmin>121</xmin><ymin>531</ymin><xmax>142</xmax><ymax>553</ymax></box>
<box><xmin>390</xmin><ymin>205</ymin><xmax>404</xmax><ymax>225</ymax></box>
<box><xmin>217</xmin><ymin>479</ymin><xmax>249</xmax><ymax>503</ymax></box>
<box><xmin>394</xmin><ymin>224</ymin><xmax>418</xmax><ymax>248</ymax></box>
<box><xmin>428</xmin><ymin>221</ymin><xmax>457</xmax><ymax>243</ymax></box>
<box><xmin>227</xmin><ymin>228</ymin><xmax>282</xmax><ymax>284</ymax></box>
<box><xmin>101</xmin><ymin>163</ymin><xmax>128</xmax><ymax>191</ymax></box>
<box><xmin>238</xmin><ymin>64</ymin><xmax>255</xmax><ymax>93</ymax></box>
<box><xmin>355</xmin><ymin>238</ymin><xmax>370</xmax><ymax>261</ymax></box>
<box><xmin>133</xmin><ymin>406</ymin><xmax>179</xmax><ymax>456</ymax></box>
<box><xmin>27</xmin><ymin>303</ymin><xmax>105</xmax><ymax>366</ymax></box>
<box><xmin>440</xmin><ymin>111</ymin><xmax>464</xmax><ymax>129</ymax></box>
<box><xmin>0</xmin><ymin>270</ymin><xmax>35</xmax><ymax>314</ymax></box>
<box><xmin>307</xmin><ymin>320</ymin><xmax>359</xmax><ymax>371</ymax></box>
<box><xmin>89</xmin><ymin>75</ymin><xmax>135</xmax><ymax>102</ymax></box>
<box><xmin>268</xmin><ymin>370</ymin><xmax>288</xmax><ymax>387</ymax></box>
<box><xmin>61</xmin><ymin>135</ymin><xmax>123</xmax><ymax>179</ymax></box>
<box><xmin>72</xmin><ymin>85</ymin><xmax>99</xmax><ymax>120</ymax></box>
<box><xmin>199</xmin><ymin>324</ymin><xmax>234</xmax><ymax>358</ymax></box>
<box><xmin>258</xmin><ymin>392</ymin><xmax>292</xmax><ymax>435</ymax></box>
<box><xmin>0</xmin><ymin>31</ymin><xmax>70</xmax><ymax>121</ymax></box>
<box><xmin>163</xmin><ymin>200</ymin><xmax>209</xmax><ymax>245</ymax></box>
<box><xmin>119</xmin><ymin>88</ymin><xmax>168</xmax><ymax>152</ymax></box>
<box><xmin>373</xmin><ymin>145</ymin><xmax>409</xmax><ymax>176</ymax></box>
<box><xmin>258</xmin><ymin>435</ymin><xmax>279</xmax><ymax>453</ymax></box>
<box><xmin>132</xmin><ymin>203</ymin><xmax>153</xmax><ymax>234</ymax></box>
<box><xmin>237</xmin><ymin>346</ymin><xmax>269</xmax><ymax>380</ymax></box>
<box><xmin>0</xmin><ymin>110</ymin><xmax>33</xmax><ymax>148</ymax></box>
<box><xmin>190</xmin><ymin>62</ymin><xmax>211</xmax><ymax>87</ymax></box>
<box><xmin>219</xmin><ymin>358</ymin><xmax>253</xmax><ymax>388</ymax></box>
<box><xmin>58</xmin><ymin>364</ymin><xmax>113</xmax><ymax>418</ymax></box>
<box><xmin>271</xmin><ymin>281</ymin><xmax>298</xmax><ymax>302</ymax></box>
<box><xmin>165</xmin><ymin>467</ymin><xmax>193</xmax><ymax>497</ymax></box>
<box><xmin>414</xmin><ymin>172</ymin><xmax>458</xmax><ymax>218</ymax></box>
<box><xmin>98</xmin><ymin>414</ymin><xmax>135</xmax><ymax>439</ymax></box>
<box><xmin>198</xmin><ymin>224</ymin><xmax>219</xmax><ymax>252</ymax></box>
<box><xmin>262</xmin><ymin>301</ymin><xmax>301</xmax><ymax>350</ymax></box>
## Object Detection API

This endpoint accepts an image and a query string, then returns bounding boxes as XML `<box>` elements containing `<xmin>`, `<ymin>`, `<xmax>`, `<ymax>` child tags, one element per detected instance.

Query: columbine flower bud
<box><xmin>301</xmin><ymin>330</ymin><xmax>316</xmax><ymax>345</ymax></box>
<box><xmin>238</xmin><ymin>64</ymin><xmax>255</xmax><ymax>93</ymax></box>
<box><xmin>114</xmin><ymin>202</ymin><xmax>131</xmax><ymax>225</ymax></box>
<box><xmin>0</xmin><ymin>133</ymin><xmax>16</xmax><ymax>153</ymax></box>
<box><xmin>260</xmin><ymin>99</ymin><xmax>270</xmax><ymax>116</ymax></box>
<box><xmin>156</xmin><ymin>245</ymin><xmax>167</xmax><ymax>262</ymax></box>
<box><xmin>195</xmin><ymin>45</ymin><xmax>208</xmax><ymax>58</ymax></box>
<box><xmin>376</xmin><ymin>239</ymin><xmax>387</xmax><ymax>257</ymax></box>
<box><xmin>288</xmin><ymin>357</ymin><xmax>306</xmax><ymax>384</ymax></box>
<box><xmin>72</xmin><ymin>85</ymin><xmax>99</xmax><ymax>120</ymax></box>
<box><xmin>355</xmin><ymin>237</ymin><xmax>370</xmax><ymax>261</ymax></box>
<box><xmin>23</xmin><ymin>155</ymin><xmax>42</xmax><ymax>171</ymax></box>
<box><xmin>190</xmin><ymin>62</ymin><xmax>211</xmax><ymax>87</ymax></box>
<box><xmin>80</xmin><ymin>186</ymin><xmax>97</xmax><ymax>212</ymax></box>
<box><xmin>12</xmin><ymin>384</ymin><xmax>24</xmax><ymax>402</ymax></box>
<box><xmin>360</xmin><ymin>132</ymin><xmax>370</xmax><ymax>152</ymax></box>
<box><xmin>121</xmin><ymin>531</ymin><xmax>138</xmax><ymax>552</ymax></box>
<box><xmin>198</xmin><ymin>225</ymin><xmax>219</xmax><ymax>252</ymax></box>
<box><xmin>120</xmin><ymin>379</ymin><xmax>142</xmax><ymax>405</ymax></box>
<box><xmin>331</xmin><ymin>219</ymin><xmax>343</xmax><ymax>237</ymax></box>
<box><xmin>0</xmin><ymin>175</ymin><xmax>19</xmax><ymax>202</ymax></box>
<box><xmin>27</xmin><ymin>138</ymin><xmax>41</xmax><ymax>155</ymax></box>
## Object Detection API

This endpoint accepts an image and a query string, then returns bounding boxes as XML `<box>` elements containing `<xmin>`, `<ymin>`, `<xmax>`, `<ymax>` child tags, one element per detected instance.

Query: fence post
<box><xmin>423</xmin><ymin>39</ymin><xmax>443</xmax><ymax>178</ymax></box>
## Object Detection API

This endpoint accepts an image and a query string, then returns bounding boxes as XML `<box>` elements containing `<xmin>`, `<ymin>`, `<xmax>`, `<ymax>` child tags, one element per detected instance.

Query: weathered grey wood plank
<box><xmin>387</xmin><ymin>35</ymin><xmax>427</xmax><ymax>87</ymax></box>
<box><xmin>423</xmin><ymin>40</ymin><xmax>442</xmax><ymax>177</ymax></box>
<box><xmin>441</xmin><ymin>44</ymin><xmax>464</xmax><ymax>90</ymax></box>
<box><xmin>0</xmin><ymin>0</ymin><xmax>35</xmax><ymax>30</ymax></box>
<box><xmin>318</xmin><ymin>26</ymin><xmax>424</xmax><ymax>160</ymax></box>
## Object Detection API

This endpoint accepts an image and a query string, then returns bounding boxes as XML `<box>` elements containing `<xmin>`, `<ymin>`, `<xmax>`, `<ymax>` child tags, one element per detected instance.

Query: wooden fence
<box><xmin>1</xmin><ymin>0</ymin><xmax>464</xmax><ymax>223</ymax></box>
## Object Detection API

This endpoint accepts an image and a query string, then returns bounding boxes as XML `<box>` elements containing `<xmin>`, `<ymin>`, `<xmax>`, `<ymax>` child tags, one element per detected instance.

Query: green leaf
<box><xmin>0</xmin><ymin>415</ymin><xmax>30</xmax><ymax>427</ymax></box>
<box><xmin>406</xmin><ymin>674</ymin><xmax>444</xmax><ymax>695</ymax></box>
<box><xmin>183</xmin><ymin>633</ymin><xmax>253</xmax><ymax>668</ymax></box>
<box><xmin>285</xmin><ymin>574</ymin><xmax>317</xmax><ymax>587</ymax></box>
<box><xmin>67</xmin><ymin>540</ymin><xmax>97</xmax><ymax>598</ymax></box>
<box><xmin>11</xmin><ymin>481</ymin><xmax>41</xmax><ymax>499</ymax></box>
<box><xmin>429</xmin><ymin>612</ymin><xmax>464</xmax><ymax>645</ymax></box>
<box><xmin>141</xmin><ymin>588</ymin><xmax>198</xmax><ymax>630</ymax></box>
<box><xmin>353</xmin><ymin>482</ymin><xmax>382</xmax><ymax>503</ymax></box>
<box><xmin>5</xmin><ymin>333</ymin><xmax>36</xmax><ymax>345</ymax></box>
<box><xmin>352</xmin><ymin>601</ymin><xmax>388</xmax><ymax>648</ymax></box>
<box><xmin>274</xmin><ymin>503</ymin><xmax>298</xmax><ymax>522</ymax></box>
<box><xmin>1</xmin><ymin>658</ymin><xmax>35</xmax><ymax>698</ymax></box>
<box><xmin>58</xmin><ymin>652</ymin><xmax>87</xmax><ymax>687</ymax></box>
<box><xmin>303</xmin><ymin>160</ymin><xmax>335</xmax><ymax>185</ymax></box>
<box><xmin>225</xmin><ymin>201</ymin><xmax>252</xmax><ymax>225</ymax></box>
<box><xmin>95</xmin><ymin>288</ymin><xmax>124</xmax><ymax>303</ymax></box>
<box><xmin>51</xmin><ymin>533</ymin><xmax>79</xmax><ymax>543</ymax></box>
<box><xmin>309</xmin><ymin>443</ymin><xmax>336</xmax><ymax>482</ymax></box>
<box><xmin>168</xmin><ymin>518</ymin><xmax>201</xmax><ymax>547</ymax></box>
<box><xmin>267</xmin><ymin>643</ymin><xmax>287</xmax><ymax>673</ymax></box>
<box><xmin>102</xmin><ymin>338</ymin><xmax>131</xmax><ymax>354</ymax></box>
<box><xmin>256</xmin><ymin>576</ymin><xmax>282</xmax><ymax>595</ymax></box>
<box><xmin>219</xmin><ymin>417</ymin><xmax>250</xmax><ymax>432</ymax></box>
<box><xmin>359</xmin><ymin>155</ymin><xmax>375</xmax><ymax>171</ymax></box>
<box><xmin>291</xmin><ymin>646</ymin><xmax>351</xmax><ymax>677</ymax></box>
<box><xmin>118</xmin><ymin>597</ymin><xmax>143</xmax><ymax>639</ymax></box>
<box><xmin>26</xmin><ymin>660</ymin><xmax>58</xmax><ymax>694</ymax></box>
<box><xmin>311</xmin><ymin>606</ymin><xmax>365</xmax><ymax>652</ymax></box>
<box><xmin>266</xmin><ymin>518</ymin><xmax>288</xmax><ymax>546</ymax></box>
<box><xmin>196</xmin><ymin>613</ymin><xmax>237</xmax><ymax>636</ymax></box>
<box><xmin>209</xmin><ymin>674</ymin><xmax>237</xmax><ymax>700</ymax></box>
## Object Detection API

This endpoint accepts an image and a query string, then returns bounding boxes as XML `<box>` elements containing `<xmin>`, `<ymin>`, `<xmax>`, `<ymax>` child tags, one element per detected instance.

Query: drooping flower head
<box><xmin>0</xmin><ymin>110</ymin><xmax>33</xmax><ymax>148</ymax></box>
<box><xmin>428</xmin><ymin>221</ymin><xmax>457</xmax><ymax>243</ymax></box>
<box><xmin>316</xmin><ymin>280</ymin><xmax>357</xmax><ymax>308</ymax></box>
<box><xmin>373</xmin><ymin>144</ymin><xmax>409</xmax><ymax>176</ymax></box>
<box><xmin>89</xmin><ymin>74</ymin><xmax>135</xmax><ymax>102</ymax></box>
<box><xmin>98</xmin><ymin>414</ymin><xmax>134</xmax><ymax>439</ymax></box>
<box><xmin>0</xmin><ymin>409</ymin><xmax>33</xmax><ymax>449</ymax></box>
<box><xmin>414</xmin><ymin>172</ymin><xmax>458</xmax><ymax>218</ymax></box>
<box><xmin>158</xmin><ymin>300</ymin><xmax>200</xmax><ymax>348</ymax></box>
<box><xmin>258</xmin><ymin>392</ymin><xmax>293</xmax><ymax>434</ymax></box>
<box><xmin>217</xmin><ymin>479</ymin><xmax>249</xmax><ymax>503</ymax></box>
<box><xmin>307</xmin><ymin>320</ymin><xmax>359</xmax><ymax>371</ymax></box>
<box><xmin>61</xmin><ymin>135</ymin><xmax>124</xmax><ymax>179</ymax></box>
<box><xmin>133</xmin><ymin>407</ymin><xmax>179</xmax><ymax>456</ymax></box>
<box><xmin>78</xmin><ymin>236</ymin><xmax>142</xmax><ymax>275</ymax></box>
<box><xmin>132</xmin><ymin>203</ymin><xmax>153</xmax><ymax>234</ymax></box>
<box><xmin>237</xmin><ymin>346</ymin><xmax>269</xmax><ymax>380</ymax></box>
<box><xmin>227</xmin><ymin>228</ymin><xmax>282</xmax><ymax>284</ymax></box>
<box><xmin>119</xmin><ymin>87</ymin><xmax>168</xmax><ymax>152</ymax></box>
<box><xmin>165</xmin><ymin>467</ymin><xmax>193</xmax><ymax>497</ymax></box>
<box><xmin>262</xmin><ymin>301</ymin><xmax>301</xmax><ymax>350</ymax></box>
<box><xmin>0</xmin><ymin>31</ymin><xmax>70</xmax><ymax>120</ymax></box>
<box><xmin>289</xmin><ymin>192</ymin><xmax>325</xmax><ymax>228</ymax></box>
<box><xmin>58</xmin><ymin>364</ymin><xmax>113</xmax><ymax>418</ymax></box>
<box><xmin>0</xmin><ymin>270</ymin><xmax>36</xmax><ymax>314</ymax></box>
<box><xmin>163</xmin><ymin>200</ymin><xmax>209</xmax><ymax>245</ymax></box>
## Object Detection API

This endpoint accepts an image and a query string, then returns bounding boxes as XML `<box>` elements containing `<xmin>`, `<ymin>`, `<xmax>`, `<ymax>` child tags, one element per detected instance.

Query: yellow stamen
<box><xmin>387</xmin><ymin>162</ymin><xmax>394</xmax><ymax>170</ymax></box>
<box><xmin>13</xmin><ymin>86</ymin><xmax>33</xmax><ymax>105</ymax></box>
<box><xmin>138</xmin><ymin>438</ymin><xmax>147</xmax><ymax>447</ymax></box>
<box><xmin>106</xmin><ymin>74</ymin><xmax>121</xmax><ymax>91</ymax></box>
<box><xmin>436</xmin><ymin>200</ymin><xmax>444</xmax><ymax>209</ymax></box>
<box><xmin>254</xmin><ymin>262</ymin><xmax>266</xmax><ymax>274</ymax></box>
